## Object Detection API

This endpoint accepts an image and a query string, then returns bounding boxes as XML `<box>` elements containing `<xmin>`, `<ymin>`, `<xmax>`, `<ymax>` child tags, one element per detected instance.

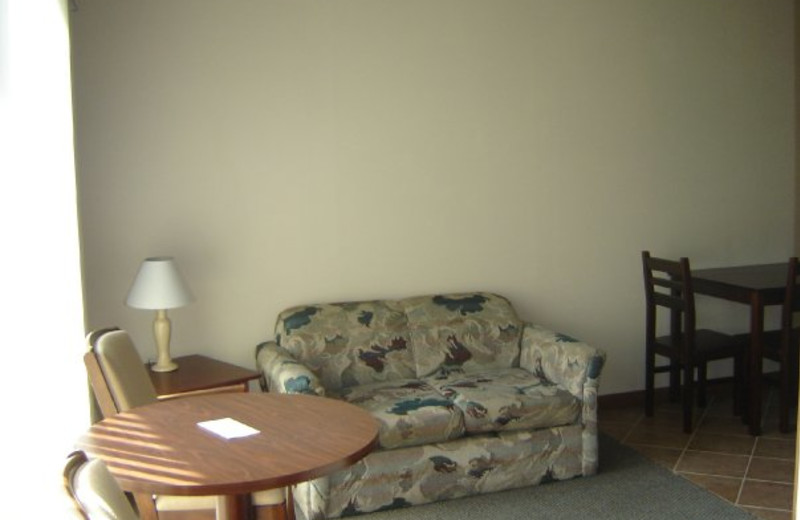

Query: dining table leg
<box><xmin>286</xmin><ymin>486</ymin><xmax>296</xmax><ymax>520</ymax></box>
<box><xmin>748</xmin><ymin>293</ymin><xmax>765</xmax><ymax>436</ymax></box>
<box><xmin>217</xmin><ymin>494</ymin><xmax>248</xmax><ymax>520</ymax></box>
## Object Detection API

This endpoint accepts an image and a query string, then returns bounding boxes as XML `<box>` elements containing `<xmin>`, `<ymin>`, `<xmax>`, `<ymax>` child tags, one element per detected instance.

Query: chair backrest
<box><xmin>64</xmin><ymin>450</ymin><xmax>140</xmax><ymax>520</ymax></box>
<box><xmin>84</xmin><ymin>328</ymin><xmax>158</xmax><ymax>416</ymax></box>
<box><xmin>642</xmin><ymin>251</ymin><xmax>696</xmax><ymax>352</ymax></box>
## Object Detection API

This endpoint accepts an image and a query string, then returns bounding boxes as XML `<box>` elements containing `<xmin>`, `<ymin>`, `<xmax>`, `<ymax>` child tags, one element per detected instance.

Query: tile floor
<box><xmin>599</xmin><ymin>385</ymin><xmax>796</xmax><ymax>520</ymax></box>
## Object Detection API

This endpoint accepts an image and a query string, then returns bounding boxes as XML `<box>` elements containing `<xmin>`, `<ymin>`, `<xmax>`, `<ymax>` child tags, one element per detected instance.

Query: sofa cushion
<box><xmin>275</xmin><ymin>300</ymin><xmax>416</xmax><ymax>390</ymax></box>
<box><xmin>426</xmin><ymin>367</ymin><xmax>580</xmax><ymax>434</ymax></box>
<box><xmin>332</xmin><ymin>379</ymin><xmax>466</xmax><ymax>450</ymax></box>
<box><xmin>402</xmin><ymin>293</ymin><xmax>523</xmax><ymax>378</ymax></box>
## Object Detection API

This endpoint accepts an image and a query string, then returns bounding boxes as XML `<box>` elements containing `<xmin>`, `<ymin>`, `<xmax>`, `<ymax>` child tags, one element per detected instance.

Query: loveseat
<box><xmin>256</xmin><ymin>292</ymin><xmax>606</xmax><ymax>520</ymax></box>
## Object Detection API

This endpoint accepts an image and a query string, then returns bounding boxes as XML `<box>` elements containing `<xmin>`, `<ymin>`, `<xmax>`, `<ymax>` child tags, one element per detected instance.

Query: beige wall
<box><xmin>70</xmin><ymin>0</ymin><xmax>795</xmax><ymax>395</ymax></box>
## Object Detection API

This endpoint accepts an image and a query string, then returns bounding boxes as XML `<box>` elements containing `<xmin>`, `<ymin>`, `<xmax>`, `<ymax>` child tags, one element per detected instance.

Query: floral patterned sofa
<box><xmin>256</xmin><ymin>292</ymin><xmax>606</xmax><ymax>520</ymax></box>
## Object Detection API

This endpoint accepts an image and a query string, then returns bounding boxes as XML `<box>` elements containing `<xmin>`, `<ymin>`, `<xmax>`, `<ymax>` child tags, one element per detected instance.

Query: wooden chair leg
<box><xmin>732</xmin><ymin>354</ymin><xmax>743</xmax><ymax>416</ymax></box>
<box><xmin>645</xmin><ymin>349</ymin><xmax>655</xmax><ymax>417</ymax></box>
<box><xmin>779</xmin><ymin>357</ymin><xmax>790</xmax><ymax>433</ymax></box>
<box><xmin>697</xmin><ymin>363</ymin><xmax>707</xmax><ymax>408</ymax></box>
<box><xmin>682</xmin><ymin>364</ymin><xmax>694</xmax><ymax>434</ymax></box>
<box><xmin>789</xmin><ymin>356</ymin><xmax>799</xmax><ymax>431</ymax></box>
<box><xmin>740</xmin><ymin>352</ymin><xmax>751</xmax><ymax>425</ymax></box>
<box><xmin>669</xmin><ymin>360</ymin><xmax>681</xmax><ymax>403</ymax></box>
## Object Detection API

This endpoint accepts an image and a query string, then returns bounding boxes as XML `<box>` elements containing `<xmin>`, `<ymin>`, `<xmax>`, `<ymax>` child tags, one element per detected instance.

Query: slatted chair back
<box><xmin>642</xmin><ymin>252</ymin><xmax>696</xmax><ymax>359</ymax></box>
<box><xmin>641</xmin><ymin>251</ymin><xmax>744</xmax><ymax>433</ymax></box>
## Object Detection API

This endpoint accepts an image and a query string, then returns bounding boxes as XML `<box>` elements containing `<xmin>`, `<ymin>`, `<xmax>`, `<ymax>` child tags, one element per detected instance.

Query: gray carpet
<box><xmin>354</xmin><ymin>434</ymin><xmax>755</xmax><ymax>519</ymax></box>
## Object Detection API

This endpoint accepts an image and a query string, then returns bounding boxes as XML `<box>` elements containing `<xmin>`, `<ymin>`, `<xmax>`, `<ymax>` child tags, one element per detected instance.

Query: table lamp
<box><xmin>125</xmin><ymin>256</ymin><xmax>195</xmax><ymax>372</ymax></box>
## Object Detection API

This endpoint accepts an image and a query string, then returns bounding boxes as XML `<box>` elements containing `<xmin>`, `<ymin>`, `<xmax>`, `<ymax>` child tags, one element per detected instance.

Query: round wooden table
<box><xmin>77</xmin><ymin>392</ymin><xmax>379</xmax><ymax>520</ymax></box>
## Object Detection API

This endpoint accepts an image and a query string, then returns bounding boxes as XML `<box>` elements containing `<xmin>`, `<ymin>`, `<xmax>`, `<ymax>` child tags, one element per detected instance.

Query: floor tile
<box><xmin>696</xmin><ymin>414</ymin><xmax>751</xmax><ymax>436</ymax></box>
<box><xmin>628</xmin><ymin>444</ymin><xmax>683</xmax><ymax>469</ymax></box>
<box><xmin>747</xmin><ymin>457</ymin><xmax>795</xmax><ymax>483</ymax></box>
<box><xmin>676</xmin><ymin>450</ymin><xmax>749</xmax><ymax>478</ymax></box>
<box><xmin>738</xmin><ymin>480</ymin><xmax>794</xmax><ymax>510</ymax></box>
<box><xmin>641</xmin><ymin>409</ymin><xmax>701</xmax><ymax>429</ymax></box>
<box><xmin>600</xmin><ymin>386</ymin><xmax>796</xmax><ymax>518</ymax></box>
<box><xmin>597</xmin><ymin>421</ymin><xmax>631</xmax><ymax>441</ymax></box>
<box><xmin>688</xmin><ymin>432</ymin><xmax>756</xmax><ymax>455</ymax></box>
<box><xmin>624</xmin><ymin>425</ymin><xmax>691</xmax><ymax>450</ymax></box>
<box><xmin>680</xmin><ymin>473</ymin><xmax>741</xmax><ymax>503</ymax></box>
<box><xmin>755</xmin><ymin>438</ymin><xmax>796</xmax><ymax>460</ymax></box>
<box><xmin>598</xmin><ymin>407</ymin><xmax>642</xmax><ymax>423</ymax></box>
<box><xmin>702</xmin><ymin>397</ymin><xmax>739</xmax><ymax>417</ymax></box>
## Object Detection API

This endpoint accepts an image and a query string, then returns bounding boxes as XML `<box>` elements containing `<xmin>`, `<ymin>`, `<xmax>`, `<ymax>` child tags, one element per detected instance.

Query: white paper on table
<box><xmin>197</xmin><ymin>417</ymin><xmax>260</xmax><ymax>439</ymax></box>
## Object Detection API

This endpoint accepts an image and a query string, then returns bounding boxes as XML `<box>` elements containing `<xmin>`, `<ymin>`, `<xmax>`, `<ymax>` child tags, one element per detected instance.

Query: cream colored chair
<box><xmin>84</xmin><ymin>328</ymin><xmax>286</xmax><ymax>520</ymax></box>
<box><xmin>64</xmin><ymin>450</ymin><xmax>140</xmax><ymax>520</ymax></box>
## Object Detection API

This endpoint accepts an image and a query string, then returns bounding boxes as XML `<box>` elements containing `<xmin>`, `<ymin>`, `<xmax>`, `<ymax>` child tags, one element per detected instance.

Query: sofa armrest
<box><xmin>519</xmin><ymin>323</ymin><xmax>606</xmax><ymax>475</ymax></box>
<box><xmin>255</xmin><ymin>341</ymin><xmax>325</xmax><ymax>396</ymax></box>
<box><xmin>519</xmin><ymin>324</ymin><xmax>605</xmax><ymax>398</ymax></box>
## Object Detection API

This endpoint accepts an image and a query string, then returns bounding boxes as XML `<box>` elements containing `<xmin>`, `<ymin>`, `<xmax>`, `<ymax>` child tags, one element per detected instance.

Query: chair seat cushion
<box><xmin>332</xmin><ymin>379</ymin><xmax>465</xmax><ymax>450</ymax></box>
<box><xmin>748</xmin><ymin>327</ymin><xmax>800</xmax><ymax>361</ymax></box>
<box><xmin>425</xmin><ymin>368</ymin><xmax>581</xmax><ymax>434</ymax></box>
<box><xmin>655</xmin><ymin>329</ymin><xmax>744</xmax><ymax>361</ymax></box>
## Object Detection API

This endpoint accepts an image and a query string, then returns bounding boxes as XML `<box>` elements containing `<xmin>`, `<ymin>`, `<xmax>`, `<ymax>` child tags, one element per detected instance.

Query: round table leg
<box><xmin>217</xmin><ymin>494</ymin><xmax>248</xmax><ymax>520</ymax></box>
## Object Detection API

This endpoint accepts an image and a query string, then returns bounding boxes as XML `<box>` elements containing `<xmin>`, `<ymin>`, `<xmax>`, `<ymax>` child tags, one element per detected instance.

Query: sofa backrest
<box><xmin>402</xmin><ymin>292</ymin><xmax>522</xmax><ymax>377</ymax></box>
<box><xmin>275</xmin><ymin>300</ymin><xmax>416</xmax><ymax>390</ymax></box>
<box><xmin>275</xmin><ymin>292</ymin><xmax>523</xmax><ymax>390</ymax></box>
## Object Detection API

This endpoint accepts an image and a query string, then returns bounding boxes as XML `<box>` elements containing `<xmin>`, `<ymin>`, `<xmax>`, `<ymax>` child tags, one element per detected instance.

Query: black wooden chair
<box><xmin>752</xmin><ymin>257</ymin><xmax>800</xmax><ymax>433</ymax></box>
<box><xmin>642</xmin><ymin>251</ymin><xmax>745</xmax><ymax>433</ymax></box>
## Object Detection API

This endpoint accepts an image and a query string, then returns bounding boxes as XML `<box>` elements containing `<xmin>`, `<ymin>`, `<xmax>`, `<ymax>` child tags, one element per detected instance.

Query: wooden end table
<box><xmin>147</xmin><ymin>354</ymin><xmax>260</xmax><ymax>400</ymax></box>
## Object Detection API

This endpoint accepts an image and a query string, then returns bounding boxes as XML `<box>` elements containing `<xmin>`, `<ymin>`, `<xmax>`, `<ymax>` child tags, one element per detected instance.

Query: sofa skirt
<box><xmin>294</xmin><ymin>423</ymin><xmax>584</xmax><ymax>520</ymax></box>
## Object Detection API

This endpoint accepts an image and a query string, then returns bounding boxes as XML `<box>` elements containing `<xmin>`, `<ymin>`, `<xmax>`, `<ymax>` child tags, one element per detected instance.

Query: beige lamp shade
<box><xmin>126</xmin><ymin>257</ymin><xmax>194</xmax><ymax>310</ymax></box>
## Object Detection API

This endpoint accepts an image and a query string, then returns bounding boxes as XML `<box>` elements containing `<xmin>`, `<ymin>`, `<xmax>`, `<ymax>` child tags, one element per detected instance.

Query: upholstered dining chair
<box><xmin>64</xmin><ymin>450</ymin><xmax>140</xmax><ymax>520</ymax></box>
<box><xmin>642</xmin><ymin>251</ymin><xmax>746</xmax><ymax>433</ymax></box>
<box><xmin>751</xmin><ymin>257</ymin><xmax>800</xmax><ymax>433</ymax></box>
<box><xmin>84</xmin><ymin>328</ymin><xmax>286</xmax><ymax>520</ymax></box>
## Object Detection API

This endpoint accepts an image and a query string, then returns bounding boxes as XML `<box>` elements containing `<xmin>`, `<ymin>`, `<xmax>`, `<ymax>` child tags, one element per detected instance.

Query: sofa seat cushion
<box><xmin>332</xmin><ymin>379</ymin><xmax>466</xmax><ymax>450</ymax></box>
<box><xmin>426</xmin><ymin>368</ymin><xmax>580</xmax><ymax>434</ymax></box>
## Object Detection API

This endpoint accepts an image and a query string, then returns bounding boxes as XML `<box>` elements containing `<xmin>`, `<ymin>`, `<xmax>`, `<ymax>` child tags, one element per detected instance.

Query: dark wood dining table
<box><xmin>77</xmin><ymin>392</ymin><xmax>379</xmax><ymax>520</ymax></box>
<box><xmin>691</xmin><ymin>262</ymin><xmax>788</xmax><ymax>436</ymax></box>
